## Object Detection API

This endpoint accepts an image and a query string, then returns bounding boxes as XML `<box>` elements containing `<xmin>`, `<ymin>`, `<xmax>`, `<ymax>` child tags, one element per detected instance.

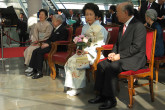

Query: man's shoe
<box><xmin>32</xmin><ymin>72</ymin><xmax>43</xmax><ymax>79</ymax></box>
<box><xmin>99</xmin><ymin>99</ymin><xmax>117</xmax><ymax>109</ymax></box>
<box><xmin>88</xmin><ymin>96</ymin><xmax>105</xmax><ymax>104</ymax></box>
<box><xmin>25</xmin><ymin>72</ymin><xmax>35</xmax><ymax>77</ymax></box>
<box><xmin>123</xmin><ymin>79</ymin><xmax>138</xmax><ymax>85</ymax></box>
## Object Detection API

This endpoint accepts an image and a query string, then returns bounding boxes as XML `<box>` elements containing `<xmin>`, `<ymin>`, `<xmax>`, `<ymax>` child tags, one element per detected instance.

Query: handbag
<box><xmin>76</xmin><ymin>55</ymin><xmax>90</xmax><ymax>70</ymax></box>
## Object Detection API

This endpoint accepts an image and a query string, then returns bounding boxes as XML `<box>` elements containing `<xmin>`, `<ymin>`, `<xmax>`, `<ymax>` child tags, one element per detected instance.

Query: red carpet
<box><xmin>0</xmin><ymin>47</ymin><xmax>27</xmax><ymax>58</ymax></box>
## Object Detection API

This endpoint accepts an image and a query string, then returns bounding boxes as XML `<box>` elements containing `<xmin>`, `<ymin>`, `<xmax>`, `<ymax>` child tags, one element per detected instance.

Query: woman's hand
<box><xmin>76</xmin><ymin>49</ymin><xmax>83</xmax><ymax>55</ymax></box>
<box><xmin>41</xmin><ymin>43</ymin><xmax>49</xmax><ymax>49</ymax></box>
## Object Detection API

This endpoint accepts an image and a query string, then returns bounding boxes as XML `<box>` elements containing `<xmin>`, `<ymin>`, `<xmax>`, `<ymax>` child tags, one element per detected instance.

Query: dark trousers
<box><xmin>94</xmin><ymin>59</ymin><xmax>123</xmax><ymax>98</ymax></box>
<box><xmin>19</xmin><ymin>32</ymin><xmax>26</xmax><ymax>46</ymax></box>
<box><xmin>29</xmin><ymin>47</ymin><xmax>51</xmax><ymax>72</ymax></box>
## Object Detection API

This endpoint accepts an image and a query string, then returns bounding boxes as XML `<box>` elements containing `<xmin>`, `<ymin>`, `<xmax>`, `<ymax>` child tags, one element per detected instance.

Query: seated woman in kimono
<box><xmin>145</xmin><ymin>9</ymin><xmax>164</xmax><ymax>57</ymax></box>
<box><xmin>64</xmin><ymin>3</ymin><xmax>108</xmax><ymax>96</ymax></box>
<box><xmin>24</xmin><ymin>9</ymin><xmax>53</xmax><ymax>72</ymax></box>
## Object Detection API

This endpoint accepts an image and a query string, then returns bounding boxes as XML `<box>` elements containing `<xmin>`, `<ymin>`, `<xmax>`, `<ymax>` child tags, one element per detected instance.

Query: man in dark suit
<box><xmin>139</xmin><ymin>0</ymin><xmax>160</xmax><ymax>24</ymax></box>
<box><xmin>106</xmin><ymin>5</ymin><xmax>120</xmax><ymax>25</ymax></box>
<box><xmin>88</xmin><ymin>2</ymin><xmax>146</xmax><ymax>109</ymax></box>
<box><xmin>16</xmin><ymin>13</ymin><xmax>27</xmax><ymax>47</ymax></box>
<box><xmin>158</xmin><ymin>0</ymin><xmax>165</xmax><ymax>28</ymax></box>
<box><xmin>26</xmin><ymin>14</ymin><xmax>68</xmax><ymax>79</ymax></box>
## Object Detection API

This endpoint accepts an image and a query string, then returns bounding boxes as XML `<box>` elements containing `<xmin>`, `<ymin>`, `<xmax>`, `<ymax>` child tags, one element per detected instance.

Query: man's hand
<box><xmin>108</xmin><ymin>52</ymin><xmax>116</xmax><ymax>60</ymax></box>
<box><xmin>157</xmin><ymin>16</ymin><xmax>164</xmax><ymax>20</ymax></box>
<box><xmin>41</xmin><ymin>43</ymin><xmax>49</xmax><ymax>49</ymax></box>
<box><xmin>111</xmin><ymin>54</ymin><xmax>120</xmax><ymax>61</ymax></box>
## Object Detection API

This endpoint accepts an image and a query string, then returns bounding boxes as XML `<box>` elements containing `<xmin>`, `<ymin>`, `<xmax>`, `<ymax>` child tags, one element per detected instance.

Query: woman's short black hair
<box><xmin>39</xmin><ymin>9</ymin><xmax>48</xmax><ymax>17</ymax></box>
<box><xmin>82</xmin><ymin>3</ymin><xmax>99</xmax><ymax>16</ymax></box>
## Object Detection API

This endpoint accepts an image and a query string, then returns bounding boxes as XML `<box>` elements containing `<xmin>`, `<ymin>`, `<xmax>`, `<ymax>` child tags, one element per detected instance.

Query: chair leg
<box><xmin>128</xmin><ymin>76</ymin><xmax>134</xmax><ymax>108</ymax></box>
<box><xmin>48</xmin><ymin>59</ymin><xmax>56</xmax><ymax>80</ymax></box>
<box><xmin>149</xmin><ymin>76</ymin><xmax>154</xmax><ymax>102</ymax></box>
<box><xmin>155</xmin><ymin>62</ymin><xmax>160</xmax><ymax>83</ymax></box>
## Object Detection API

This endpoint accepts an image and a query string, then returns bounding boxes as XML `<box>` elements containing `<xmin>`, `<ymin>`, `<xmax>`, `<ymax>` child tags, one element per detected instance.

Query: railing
<box><xmin>50</xmin><ymin>0</ymin><xmax>59</xmax><ymax>10</ymax></box>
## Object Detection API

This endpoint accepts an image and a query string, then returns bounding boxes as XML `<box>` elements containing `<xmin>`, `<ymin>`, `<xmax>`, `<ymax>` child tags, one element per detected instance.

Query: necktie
<box><xmin>147</xmin><ymin>3</ymin><xmax>151</xmax><ymax>9</ymax></box>
<box><xmin>122</xmin><ymin>24</ymin><xmax>126</xmax><ymax>36</ymax></box>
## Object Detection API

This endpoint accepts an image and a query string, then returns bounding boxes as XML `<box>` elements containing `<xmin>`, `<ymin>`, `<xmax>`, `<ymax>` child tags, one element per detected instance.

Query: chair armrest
<box><xmin>51</xmin><ymin>41</ymin><xmax>70</xmax><ymax>45</ymax></box>
<box><xmin>48</xmin><ymin>41</ymin><xmax>71</xmax><ymax>57</ymax></box>
<box><xmin>92</xmin><ymin>44</ymin><xmax>114</xmax><ymax>71</ymax></box>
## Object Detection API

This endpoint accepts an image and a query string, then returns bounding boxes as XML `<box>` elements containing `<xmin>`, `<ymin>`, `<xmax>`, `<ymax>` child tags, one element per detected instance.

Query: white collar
<box><xmin>148</xmin><ymin>2</ymin><xmax>152</xmax><ymax>6</ymax></box>
<box><xmin>55</xmin><ymin>24</ymin><xmax>62</xmax><ymax>31</ymax></box>
<box><xmin>124</xmin><ymin>16</ymin><xmax>134</xmax><ymax>27</ymax></box>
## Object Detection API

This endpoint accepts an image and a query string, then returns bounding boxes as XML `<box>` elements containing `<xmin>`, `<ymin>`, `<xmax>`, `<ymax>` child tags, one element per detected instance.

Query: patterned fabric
<box><xmin>64</xmin><ymin>20</ymin><xmax>108</xmax><ymax>89</ymax></box>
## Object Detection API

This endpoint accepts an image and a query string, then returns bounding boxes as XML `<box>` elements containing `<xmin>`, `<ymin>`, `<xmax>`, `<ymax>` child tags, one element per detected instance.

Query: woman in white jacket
<box><xmin>64</xmin><ymin>3</ymin><xmax>108</xmax><ymax>96</ymax></box>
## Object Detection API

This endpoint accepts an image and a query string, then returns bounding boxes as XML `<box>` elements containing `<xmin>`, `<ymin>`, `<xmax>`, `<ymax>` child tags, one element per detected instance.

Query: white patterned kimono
<box><xmin>24</xmin><ymin>20</ymin><xmax>53</xmax><ymax>65</ymax></box>
<box><xmin>64</xmin><ymin>20</ymin><xmax>108</xmax><ymax>89</ymax></box>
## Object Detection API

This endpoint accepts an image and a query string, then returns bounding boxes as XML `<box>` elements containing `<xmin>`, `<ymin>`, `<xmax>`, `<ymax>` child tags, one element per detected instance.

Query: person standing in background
<box><xmin>47</xmin><ymin>13</ymin><xmax>53</xmax><ymax>22</ymax></box>
<box><xmin>106</xmin><ymin>5</ymin><xmax>119</xmax><ymax>25</ymax></box>
<box><xmin>57</xmin><ymin>9</ymin><xmax>67</xmax><ymax>26</ymax></box>
<box><xmin>139</xmin><ymin>0</ymin><xmax>160</xmax><ymax>24</ymax></box>
<box><xmin>157</xmin><ymin>0</ymin><xmax>165</xmax><ymax>28</ymax></box>
<box><xmin>16</xmin><ymin>13</ymin><xmax>27</xmax><ymax>47</ymax></box>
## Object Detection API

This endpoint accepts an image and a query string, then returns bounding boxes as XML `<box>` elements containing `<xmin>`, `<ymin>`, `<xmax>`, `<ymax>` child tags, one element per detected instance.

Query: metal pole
<box><xmin>1</xmin><ymin>28</ymin><xmax>3</xmax><ymax>59</ymax></box>
<box><xmin>0</xmin><ymin>28</ymin><xmax>7</xmax><ymax>61</ymax></box>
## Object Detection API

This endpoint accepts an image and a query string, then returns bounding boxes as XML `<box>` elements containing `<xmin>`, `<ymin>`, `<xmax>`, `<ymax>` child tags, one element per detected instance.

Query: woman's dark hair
<box><xmin>82</xmin><ymin>3</ymin><xmax>99</xmax><ymax>16</ymax></box>
<box><xmin>39</xmin><ymin>9</ymin><xmax>48</xmax><ymax>17</ymax></box>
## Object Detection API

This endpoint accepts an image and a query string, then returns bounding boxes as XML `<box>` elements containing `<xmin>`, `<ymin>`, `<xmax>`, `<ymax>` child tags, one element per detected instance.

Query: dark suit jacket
<box><xmin>140</xmin><ymin>1</ymin><xmax>160</xmax><ymax>23</ymax></box>
<box><xmin>112</xmin><ymin>17</ymin><xmax>146</xmax><ymax>71</ymax></box>
<box><xmin>16</xmin><ymin>19</ymin><xmax>27</xmax><ymax>33</ymax></box>
<box><xmin>45</xmin><ymin>24</ymin><xmax>68</xmax><ymax>51</ymax></box>
<box><xmin>106</xmin><ymin>12</ymin><xmax>120</xmax><ymax>25</ymax></box>
<box><xmin>158</xmin><ymin>3</ymin><xmax>165</xmax><ymax>27</ymax></box>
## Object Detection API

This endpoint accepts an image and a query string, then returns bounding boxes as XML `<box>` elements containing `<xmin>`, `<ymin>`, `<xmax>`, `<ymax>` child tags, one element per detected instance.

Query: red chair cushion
<box><xmin>52</xmin><ymin>52</ymin><xmax>70</xmax><ymax>63</ymax></box>
<box><xmin>99</xmin><ymin>57</ymin><xmax>108</xmax><ymax>62</ymax></box>
<box><xmin>120</xmin><ymin>68</ymin><xmax>150</xmax><ymax>75</ymax></box>
<box><xmin>154</xmin><ymin>56</ymin><xmax>165</xmax><ymax>60</ymax></box>
<box><xmin>102</xmin><ymin>44</ymin><xmax>114</xmax><ymax>49</ymax></box>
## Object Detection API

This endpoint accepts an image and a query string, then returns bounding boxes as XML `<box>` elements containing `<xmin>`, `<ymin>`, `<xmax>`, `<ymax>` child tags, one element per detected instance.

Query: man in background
<box><xmin>16</xmin><ymin>13</ymin><xmax>27</xmax><ymax>47</ymax></box>
<box><xmin>57</xmin><ymin>9</ymin><xmax>67</xmax><ymax>26</ymax></box>
<box><xmin>157</xmin><ymin>0</ymin><xmax>165</xmax><ymax>27</ymax></box>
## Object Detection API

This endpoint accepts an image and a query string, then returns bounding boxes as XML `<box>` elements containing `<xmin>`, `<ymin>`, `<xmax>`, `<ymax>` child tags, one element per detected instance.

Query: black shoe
<box><xmin>88</xmin><ymin>96</ymin><xmax>105</xmax><ymax>104</ymax></box>
<box><xmin>99</xmin><ymin>99</ymin><xmax>117</xmax><ymax>110</ymax></box>
<box><xmin>32</xmin><ymin>72</ymin><xmax>43</xmax><ymax>79</ymax></box>
<box><xmin>123</xmin><ymin>79</ymin><xmax>128</xmax><ymax>83</ymax></box>
<box><xmin>25</xmin><ymin>72</ymin><xmax>36</xmax><ymax>77</ymax></box>
<box><xmin>123</xmin><ymin>79</ymin><xmax>138</xmax><ymax>85</ymax></box>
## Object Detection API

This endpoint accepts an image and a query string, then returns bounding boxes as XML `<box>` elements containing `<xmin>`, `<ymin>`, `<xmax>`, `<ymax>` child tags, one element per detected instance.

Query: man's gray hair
<box><xmin>145</xmin><ymin>9</ymin><xmax>157</xmax><ymax>21</ymax></box>
<box><xmin>53</xmin><ymin>14</ymin><xmax>63</xmax><ymax>23</ymax></box>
